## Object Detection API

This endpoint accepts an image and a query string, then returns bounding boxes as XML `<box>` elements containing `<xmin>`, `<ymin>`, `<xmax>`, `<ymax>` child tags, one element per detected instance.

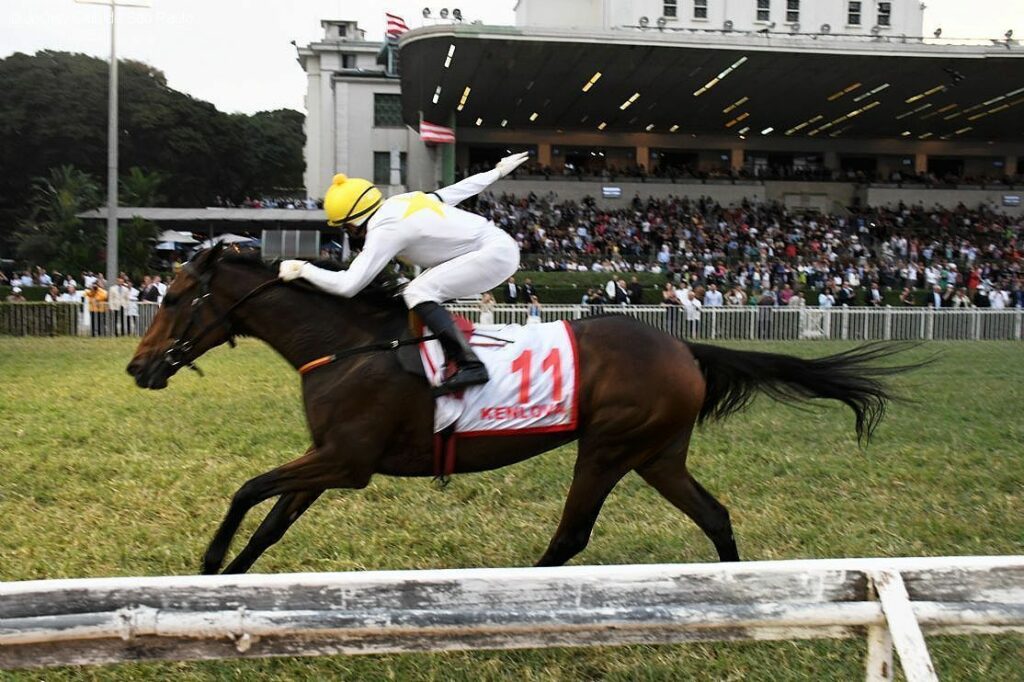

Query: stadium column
<box><xmin>824</xmin><ymin>150</ymin><xmax>840</xmax><ymax>173</ymax></box>
<box><xmin>1005</xmin><ymin>156</ymin><xmax>1018</xmax><ymax>178</ymax></box>
<box><xmin>914</xmin><ymin>153</ymin><xmax>928</xmax><ymax>175</ymax></box>
<box><xmin>730</xmin><ymin>147</ymin><xmax>744</xmax><ymax>171</ymax></box>
<box><xmin>537</xmin><ymin>143</ymin><xmax>552</xmax><ymax>169</ymax></box>
<box><xmin>636</xmin><ymin>146</ymin><xmax>650</xmax><ymax>172</ymax></box>
<box><xmin>442</xmin><ymin>112</ymin><xmax>456</xmax><ymax>186</ymax></box>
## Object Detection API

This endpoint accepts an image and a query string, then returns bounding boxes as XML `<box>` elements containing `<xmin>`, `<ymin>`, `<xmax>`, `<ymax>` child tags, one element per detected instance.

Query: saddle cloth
<box><xmin>420</xmin><ymin>320</ymin><xmax>579</xmax><ymax>436</ymax></box>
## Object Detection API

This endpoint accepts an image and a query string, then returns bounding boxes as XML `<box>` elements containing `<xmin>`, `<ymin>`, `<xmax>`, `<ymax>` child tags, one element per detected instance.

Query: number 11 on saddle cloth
<box><xmin>419</xmin><ymin>319</ymin><xmax>579</xmax><ymax>436</ymax></box>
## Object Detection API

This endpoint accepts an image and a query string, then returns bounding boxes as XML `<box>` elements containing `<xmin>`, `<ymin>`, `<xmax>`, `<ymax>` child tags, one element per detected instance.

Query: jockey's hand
<box><xmin>496</xmin><ymin>151</ymin><xmax>530</xmax><ymax>177</ymax></box>
<box><xmin>279</xmin><ymin>260</ymin><xmax>307</xmax><ymax>282</ymax></box>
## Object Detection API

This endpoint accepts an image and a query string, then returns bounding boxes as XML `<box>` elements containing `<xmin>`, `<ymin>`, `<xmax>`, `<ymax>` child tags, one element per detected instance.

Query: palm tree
<box><xmin>16</xmin><ymin>165</ymin><xmax>102</xmax><ymax>274</ymax></box>
<box><xmin>120</xmin><ymin>166</ymin><xmax>166</xmax><ymax>207</ymax></box>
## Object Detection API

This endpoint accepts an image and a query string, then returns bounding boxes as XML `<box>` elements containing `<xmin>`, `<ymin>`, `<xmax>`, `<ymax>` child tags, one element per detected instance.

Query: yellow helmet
<box><xmin>323</xmin><ymin>173</ymin><xmax>383</xmax><ymax>227</ymax></box>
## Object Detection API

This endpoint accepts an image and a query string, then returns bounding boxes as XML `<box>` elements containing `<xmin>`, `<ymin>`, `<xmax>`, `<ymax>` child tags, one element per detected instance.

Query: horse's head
<box><xmin>127</xmin><ymin>243</ymin><xmax>250</xmax><ymax>389</ymax></box>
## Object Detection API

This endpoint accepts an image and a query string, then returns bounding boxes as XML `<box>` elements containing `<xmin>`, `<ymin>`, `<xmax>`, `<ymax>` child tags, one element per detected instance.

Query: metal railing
<box><xmin>2</xmin><ymin>302</ymin><xmax>1022</xmax><ymax>342</ymax></box>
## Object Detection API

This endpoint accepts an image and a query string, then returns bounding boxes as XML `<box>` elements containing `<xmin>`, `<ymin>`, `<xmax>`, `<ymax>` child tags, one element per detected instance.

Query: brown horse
<box><xmin>127</xmin><ymin>245</ymin><xmax>912</xmax><ymax>575</ymax></box>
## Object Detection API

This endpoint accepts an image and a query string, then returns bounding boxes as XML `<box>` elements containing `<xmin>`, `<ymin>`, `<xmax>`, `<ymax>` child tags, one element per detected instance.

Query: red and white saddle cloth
<box><xmin>420</xmin><ymin>320</ymin><xmax>579</xmax><ymax>436</ymax></box>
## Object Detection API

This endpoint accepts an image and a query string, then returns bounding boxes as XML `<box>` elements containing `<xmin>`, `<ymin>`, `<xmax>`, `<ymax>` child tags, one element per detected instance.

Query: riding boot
<box><xmin>413</xmin><ymin>301</ymin><xmax>489</xmax><ymax>395</ymax></box>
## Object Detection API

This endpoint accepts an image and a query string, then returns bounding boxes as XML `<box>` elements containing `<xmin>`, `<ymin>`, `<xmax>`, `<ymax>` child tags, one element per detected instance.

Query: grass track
<box><xmin>0</xmin><ymin>337</ymin><xmax>1021</xmax><ymax>680</ymax></box>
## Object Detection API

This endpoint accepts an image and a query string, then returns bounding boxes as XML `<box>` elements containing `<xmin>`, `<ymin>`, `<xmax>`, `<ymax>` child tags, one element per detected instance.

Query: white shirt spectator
<box><xmin>683</xmin><ymin>296</ymin><xmax>702</xmax><ymax>322</ymax></box>
<box><xmin>989</xmin><ymin>290</ymin><xmax>1008</xmax><ymax>310</ymax></box>
<box><xmin>819</xmin><ymin>292</ymin><xmax>835</xmax><ymax>308</ymax></box>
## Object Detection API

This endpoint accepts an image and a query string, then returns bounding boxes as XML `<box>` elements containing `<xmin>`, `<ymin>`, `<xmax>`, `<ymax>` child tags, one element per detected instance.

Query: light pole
<box><xmin>75</xmin><ymin>0</ymin><xmax>150</xmax><ymax>284</ymax></box>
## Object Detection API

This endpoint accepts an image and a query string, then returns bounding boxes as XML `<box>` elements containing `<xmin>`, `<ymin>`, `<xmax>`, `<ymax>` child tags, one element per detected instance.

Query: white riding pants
<box><xmin>403</xmin><ymin>229</ymin><xmax>519</xmax><ymax>308</ymax></box>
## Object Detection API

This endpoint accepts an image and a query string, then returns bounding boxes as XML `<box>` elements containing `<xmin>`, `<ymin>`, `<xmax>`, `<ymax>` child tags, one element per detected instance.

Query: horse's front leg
<box><xmin>220</xmin><ymin>489</ymin><xmax>324</xmax><ymax>574</ymax></box>
<box><xmin>201</xmin><ymin>446</ymin><xmax>370</xmax><ymax>575</ymax></box>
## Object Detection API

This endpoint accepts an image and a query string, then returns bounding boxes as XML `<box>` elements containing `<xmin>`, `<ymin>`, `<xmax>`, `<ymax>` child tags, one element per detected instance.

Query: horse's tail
<box><xmin>687</xmin><ymin>342</ymin><xmax>924</xmax><ymax>443</ymax></box>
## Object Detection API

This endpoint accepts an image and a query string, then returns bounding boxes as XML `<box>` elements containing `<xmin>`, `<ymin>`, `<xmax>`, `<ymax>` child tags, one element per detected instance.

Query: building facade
<box><xmin>515</xmin><ymin>0</ymin><xmax>924</xmax><ymax>35</ymax></box>
<box><xmin>298</xmin><ymin>20</ymin><xmax>435</xmax><ymax>199</ymax></box>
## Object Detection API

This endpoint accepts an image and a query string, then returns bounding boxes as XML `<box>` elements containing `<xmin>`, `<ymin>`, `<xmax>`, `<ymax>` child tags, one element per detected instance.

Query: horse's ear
<box><xmin>204</xmin><ymin>241</ymin><xmax>226</xmax><ymax>269</ymax></box>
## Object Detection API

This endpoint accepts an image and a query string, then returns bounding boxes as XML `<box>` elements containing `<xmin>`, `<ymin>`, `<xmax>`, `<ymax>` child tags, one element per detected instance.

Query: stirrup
<box><xmin>433</xmin><ymin>363</ymin><xmax>489</xmax><ymax>397</ymax></box>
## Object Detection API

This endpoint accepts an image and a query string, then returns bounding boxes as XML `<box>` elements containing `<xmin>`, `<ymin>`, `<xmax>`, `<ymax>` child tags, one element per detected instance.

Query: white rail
<box><xmin>1</xmin><ymin>556</ymin><xmax>1021</xmax><ymax>678</ymax></box>
<box><xmin>2</xmin><ymin>303</ymin><xmax>1022</xmax><ymax>342</ymax></box>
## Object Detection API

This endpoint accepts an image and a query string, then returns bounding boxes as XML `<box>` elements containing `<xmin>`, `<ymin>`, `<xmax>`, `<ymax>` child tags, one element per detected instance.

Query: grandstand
<box><xmin>300</xmin><ymin>0</ymin><xmax>1023</xmax><ymax>217</ymax></box>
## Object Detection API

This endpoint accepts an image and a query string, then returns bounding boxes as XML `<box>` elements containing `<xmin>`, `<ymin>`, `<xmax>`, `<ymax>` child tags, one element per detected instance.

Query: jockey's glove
<box><xmin>279</xmin><ymin>260</ymin><xmax>307</xmax><ymax>282</ymax></box>
<box><xmin>496</xmin><ymin>151</ymin><xmax>530</xmax><ymax>177</ymax></box>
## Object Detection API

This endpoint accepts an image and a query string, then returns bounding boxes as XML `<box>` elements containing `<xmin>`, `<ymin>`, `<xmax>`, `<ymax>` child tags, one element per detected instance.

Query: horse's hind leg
<box><xmin>220</xmin><ymin>489</ymin><xmax>324</xmax><ymax>574</ymax></box>
<box><xmin>534</xmin><ymin>455</ymin><xmax>630</xmax><ymax>567</ymax></box>
<box><xmin>636</xmin><ymin>446</ymin><xmax>740</xmax><ymax>562</ymax></box>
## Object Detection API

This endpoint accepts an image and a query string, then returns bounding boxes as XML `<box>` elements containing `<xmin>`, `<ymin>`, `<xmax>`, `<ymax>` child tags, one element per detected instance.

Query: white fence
<box><xmin>1</xmin><ymin>556</ymin><xmax>1021</xmax><ymax>679</ymax></box>
<box><xmin>2</xmin><ymin>302</ymin><xmax>1023</xmax><ymax>342</ymax></box>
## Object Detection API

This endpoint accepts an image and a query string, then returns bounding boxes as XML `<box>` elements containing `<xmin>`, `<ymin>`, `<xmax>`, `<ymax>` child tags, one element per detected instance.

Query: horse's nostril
<box><xmin>127</xmin><ymin>360</ymin><xmax>142</xmax><ymax>376</ymax></box>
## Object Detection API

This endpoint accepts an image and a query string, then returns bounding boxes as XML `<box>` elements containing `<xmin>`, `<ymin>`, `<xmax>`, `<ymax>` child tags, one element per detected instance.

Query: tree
<box><xmin>120</xmin><ymin>166</ymin><xmax>166</xmax><ymax>207</ymax></box>
<box><xmin>118</xmin><ymin>167</ymin><xmax>164</xmax><ymax>278</ymax></box>
<box><xmin>15</xmin><ymin>165</ymin><xmax>102</xmax><ymax>274</ymax></box>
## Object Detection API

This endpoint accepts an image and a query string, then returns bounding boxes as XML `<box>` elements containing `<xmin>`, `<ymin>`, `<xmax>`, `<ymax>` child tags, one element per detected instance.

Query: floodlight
<box><xmin>453</xmin><ymin>8</ymin><xmax>462</xmax><ymax>21</ymax></box>
<box><xmin>440</xmin><ymin>8</ymin><xmax>449</xmax><ymax>18</ymax></box>
<box><xmin>422</xmin><ymin>7</ymin><xmax>430</xmax><ymax>17</ymax></box>
<box><xmin>639</xmin><ymin>16</ymin><xmax>649</xmax><ymax>27</ymax></box>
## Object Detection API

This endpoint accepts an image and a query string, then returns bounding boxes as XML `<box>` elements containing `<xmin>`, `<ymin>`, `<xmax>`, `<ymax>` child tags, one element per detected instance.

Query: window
<box><xmin>373</xmin><ymin>152</ymin><xmax>408</xmax><ymax>186</ymax></box>
<box><xmin>373</xmin><ymin>93</ymin><xmax>403</xmax><ymax>127</ymax></box>
<box><xmin>338</xmin><ymin>25</ymin><xmax>347</xmax><ymax>38</ymax></box>
<box><xmin>877</xmin><ymin>1</ymin><xmax>891</xmax><ymax>26</ymax></box>
<box><xmin>694</xmin><ymin>0</ymin><xmax>708</xmax><ymax>19</ymax></box>
<box><xmin>341</xmin><ymin>54</ymin><xmax>357</xmax><ymax>69</ymax></box>
<box><xmin>848</xmin><ymin>1</ymin><xmax>862</xmax><ymax>25</ymax></box>
<box><xmin>664</xmin><ymin>0</ymin><xmax>678</xmax><ymax>18</ymax></box>
<box><xmin>786</xmin><ymin>0</ymin><xmax>799</xmax><ymax>23</ymax></box>
<box><xmin>756</xmin><ymin>0</ymin><xmax>770</xmax><ymax>21</ymax></box>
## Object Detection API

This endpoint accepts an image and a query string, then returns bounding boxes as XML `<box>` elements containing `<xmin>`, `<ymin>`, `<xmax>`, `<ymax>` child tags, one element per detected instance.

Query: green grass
<box><xmin>0</xmin><ymin>338</ymin><xmax>1021</xmax><ymax>680</ymax></box>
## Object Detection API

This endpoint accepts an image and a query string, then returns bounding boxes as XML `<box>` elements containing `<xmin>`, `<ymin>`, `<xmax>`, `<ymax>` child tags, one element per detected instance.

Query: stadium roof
<box><xmin>81</xmin><ymin>208</ymin><xmax>324</xmax><ymax>222</ymax></box>
<box><xmin>399</xmin><ymin>25</ymin><xmax>1024</xmax><ymax>142</ymax></box>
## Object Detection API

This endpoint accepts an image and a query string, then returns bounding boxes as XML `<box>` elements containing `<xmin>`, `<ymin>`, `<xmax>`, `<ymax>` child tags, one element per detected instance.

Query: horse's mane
<box><xmin>214</xmin><ymin>248</ymin><xmax>408</xmax><ymax>314</ymax></box>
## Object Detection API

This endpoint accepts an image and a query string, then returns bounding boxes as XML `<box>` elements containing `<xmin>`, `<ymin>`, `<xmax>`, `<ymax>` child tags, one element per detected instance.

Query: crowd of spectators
<box><xmin>2</xmin><ymin>267</ymin><xmax>168</xmax><ymax>335</ymax></box>
<box><xmin>213</xmin><ymin>196</ymin><xmax>322</xmax><ymax>210</ymax></box>
<box><xmin>473</xmin><ymin>162</ymin><xmax>1023</xmax><ymax>187</ymax></box>
<box><xmin>475</xmin><ymin>192</ymin><xmax>1024</xmax><ymax>308</ymax></box>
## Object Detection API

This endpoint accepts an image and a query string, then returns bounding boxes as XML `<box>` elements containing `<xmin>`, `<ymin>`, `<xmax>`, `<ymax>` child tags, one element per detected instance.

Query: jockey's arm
<box><xmin>431</xmin><ymin>168</ymin><xmax>501</xmax><ymax>206</ymax></box>
<box><xmin>431</xmin><ymin>151</ymin><xmax>530</xmax><ymax>205</ymax></box>
<box><xmin>298</xmin><ymin>227</ymin><xmax>400</xmax><ymax>298</ymax></box>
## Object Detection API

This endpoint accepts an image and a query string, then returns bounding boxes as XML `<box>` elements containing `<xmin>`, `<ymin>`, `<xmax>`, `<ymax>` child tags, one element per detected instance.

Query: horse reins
<box><xmin>163</xmin><ymin>258</ymin><xmax>437</xmax><ymax>378</ymax></box>
<box><xmin>162</xmin><ymin>262</ymin><xmax>280</xmax><ymax>376</ymax></box>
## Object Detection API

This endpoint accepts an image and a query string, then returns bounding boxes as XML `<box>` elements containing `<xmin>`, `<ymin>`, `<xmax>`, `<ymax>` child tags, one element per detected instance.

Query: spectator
<box><xmin>107</xmin><ymin>276</ymin><xmax>131</xmax><ymax>337</ymax></box>
<box><xmin>526</xmin><ymin>295</ymin><xmax>542</xmax><ymax>324</ymax></box>
<box><xmin>6</xmin><ymin>286</ymin><xmax>26</xmax><ymax>302</ymax></box>
<box><xmin>126</xmin><ymin>279</ymin><xmax>141</xmax><ymax>335</ymax></box>
<box><xmin>819</xmin><ymin>287</ymin><xmax>836</xmax><ymax>308</ymax></box>
<box><xmin>43</xmin><ymin>285</ymin><xmax>61</xmax><ymax>302</ymax></box>
<box><xmin>479</xmin><ymin>292</ymin><xmax>496</xmax><ymax>325</ymax></box>
<box><xmin>704</xmin><ymin>283</ymin><xmax>724</xmax><ymax>307</ymax></box>
<box><xmin>899</xmin><ymin>288</ymin><xmax>915</xmax><ymax>306</ymax></box>
<box><xmin>85</xmin><ymin>283</ymin><xmax>108</xmax><ymax>336</ymax></box>
<box><xmin>522</xmin><ymin>278</ymin><xmax>537</xmax><ymax>303</ymax></box>
<box><xmin>60</xmin><ymin>285</ymin><xmax>83</xmax><ymax>303</ymax></box>
<box><xmin>867</xmin><ymin>283</ymin><xmax>884</xmax><ymax>307</ymax></box>
<box><xmin>682</xmin><ymin>290</ymin><xmax>702</xmax><ymax>337</ymax></box>
<box><xmin>503</xmin><ymin>276</ymin><xmax>518</xmax><ymax>304</ymax></box>
<box><xmin>628</xmin><ymin>276</ymin><xmax>644</xmax><ymax>305</ymax></box>
<box><xmin>926</xmin><ymin>285</ymin><xmax>944</xmax><ymax>308</ymax></box>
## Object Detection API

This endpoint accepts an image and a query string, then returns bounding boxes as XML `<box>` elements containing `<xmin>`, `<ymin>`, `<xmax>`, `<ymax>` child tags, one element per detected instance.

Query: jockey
<box><xmin>279</xmin><ymin>152</ymin><xmax>528</xmax><ymax>395</ymax></box>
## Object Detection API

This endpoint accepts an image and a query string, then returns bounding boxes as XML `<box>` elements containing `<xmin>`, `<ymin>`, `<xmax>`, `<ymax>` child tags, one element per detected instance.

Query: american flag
<box><xmin>385</xmin><ymin>12</ymin><xmax>409</xmax><ymax>38</ymax></box>
<box><xmin>420</xmin><ymin>120</ymin><xmax>456</xmax><ymax>144</ymax></box>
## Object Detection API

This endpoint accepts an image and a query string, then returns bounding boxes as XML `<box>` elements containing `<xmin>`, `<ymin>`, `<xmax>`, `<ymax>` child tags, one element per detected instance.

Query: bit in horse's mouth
<box><xmin>127</xmin><ymin>357</ymin><xmax>171</xmax><ymax>390</ymax></box>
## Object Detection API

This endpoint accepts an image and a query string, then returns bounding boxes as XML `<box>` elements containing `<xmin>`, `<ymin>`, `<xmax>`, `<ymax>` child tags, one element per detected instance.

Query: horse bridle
<box><xmin>162</xmin><ymin>261</ymin><xmax>279</xmax><ymax>376</ymax></box>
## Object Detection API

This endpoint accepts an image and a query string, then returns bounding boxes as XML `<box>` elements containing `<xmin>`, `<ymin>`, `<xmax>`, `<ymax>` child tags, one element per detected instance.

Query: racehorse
<box><xmin>127</xmin><ymin>245</ymin><xmax>914</xmax><ymax>575</ymax></box>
